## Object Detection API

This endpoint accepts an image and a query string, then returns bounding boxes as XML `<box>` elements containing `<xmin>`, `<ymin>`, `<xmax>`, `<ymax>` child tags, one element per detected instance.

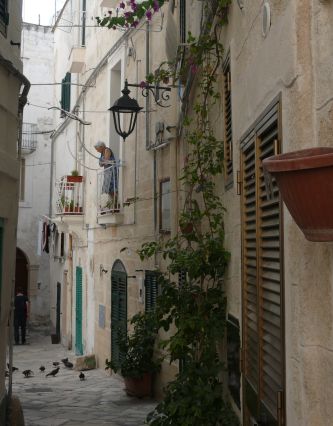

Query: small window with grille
<box><xmin>222</xmin><ymin>52</ymin><xmax>233</xmax><ymax>189</ymax></box>
<box><xmin>160</xmin><ymin>178</ymin><xmax>171</xmax><ymax>233</ymax></box>
<box><xmin>144</xmin><ymin>271</ymin><xmax>159</xmax><ymax>312</ymax></box>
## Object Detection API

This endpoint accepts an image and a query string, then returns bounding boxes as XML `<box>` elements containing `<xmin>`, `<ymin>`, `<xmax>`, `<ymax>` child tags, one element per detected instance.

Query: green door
<box><xmin>75</xmin><ymin>266</ymin><xmax>83</xmax><ymax>355</ymax></box>
<box><xmin>111</xmin><ymin>261</ymin><xmax>127</xmax><ymax>368</ymax></box>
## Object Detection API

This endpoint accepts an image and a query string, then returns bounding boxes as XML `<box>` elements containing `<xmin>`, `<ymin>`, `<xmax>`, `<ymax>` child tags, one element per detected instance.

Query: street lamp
<box><xmin>109</xmin><ymin>79</ymin><xmax>171</xmax><ymax>141</ymax></box>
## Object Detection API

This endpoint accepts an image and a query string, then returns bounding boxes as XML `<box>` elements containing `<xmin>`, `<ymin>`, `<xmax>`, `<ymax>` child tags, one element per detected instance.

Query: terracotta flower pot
<box><xmin>66</xmin><ymin>175</ymin><xmax>83</xmax><ymax>183</ymax></box>
<box><xmin>124</xmin><ymin>372</ymin><xmax>152</xmax><ymax>398</ymax></box>
<box><xmin>262</xmin><ymin>147</ymin><xmax>333</xmax><ymax>242</ymax></box>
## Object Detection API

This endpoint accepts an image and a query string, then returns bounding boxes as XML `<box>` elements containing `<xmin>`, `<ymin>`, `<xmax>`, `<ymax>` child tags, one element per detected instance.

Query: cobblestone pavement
<box><xmin>8</xmin><ymin>332</ymin><xmax>156</xmax><ymax>426</ymax></box>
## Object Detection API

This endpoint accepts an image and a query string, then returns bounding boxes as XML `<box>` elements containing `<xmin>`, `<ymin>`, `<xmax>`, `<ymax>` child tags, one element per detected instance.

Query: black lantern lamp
<box><xmin>110</xmin><ymin>79</ymin><xmax>172</xmax><ymax>141</ymax></box>
<box><xmin>109</xmin><ymin>80</ymin><xmax>143</xmax><ymax>141</ymax></box>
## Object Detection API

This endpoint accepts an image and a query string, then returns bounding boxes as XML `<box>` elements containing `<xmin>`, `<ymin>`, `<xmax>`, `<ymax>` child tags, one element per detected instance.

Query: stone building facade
<box><xmin>0</xmin><ymin>0</ymin><xmax>29</xmax><ymax>422</ymax></box>
<box><xmin>48</xmin><ymin>1</ymin><xmax>333</xmax><ymax>425</ymax></box>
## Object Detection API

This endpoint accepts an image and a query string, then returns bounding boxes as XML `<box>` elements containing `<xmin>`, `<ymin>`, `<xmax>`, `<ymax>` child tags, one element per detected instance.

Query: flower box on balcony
<box><xmin>66</xmin><ymin>175</ymin><xmax>83</xmax><ymax>183</ymax></box>
<box><xmin>262</xmin><ymin>147</ymin><xmax>333</xmax><ymax>242</ymax></box>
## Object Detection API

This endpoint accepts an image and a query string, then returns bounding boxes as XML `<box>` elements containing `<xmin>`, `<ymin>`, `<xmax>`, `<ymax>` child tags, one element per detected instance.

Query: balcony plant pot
<box><xmin>262</xmin><ymin>147</ymin><xmax>333</xmax><ymax>242</ymax></box>
<box><xmin>66</xmin><ymin>175</ymin><xmax>83</xmax><ymax>183</ymax></box>
<box><xmin>124</xmin><ymin>372</ymin><xmax>152</xmax><ymax>398</ymax></box>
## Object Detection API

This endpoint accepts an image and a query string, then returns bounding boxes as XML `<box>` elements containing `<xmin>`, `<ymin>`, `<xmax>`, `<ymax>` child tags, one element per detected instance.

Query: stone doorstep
<box><xmin>74</xmin><ymin>354</ymin><xmax>96</xmax><ymax>371</ymax></box>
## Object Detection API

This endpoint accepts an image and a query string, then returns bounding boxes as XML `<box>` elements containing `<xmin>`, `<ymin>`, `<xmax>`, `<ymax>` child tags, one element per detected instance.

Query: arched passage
<box><xmin>15</xmin><ymin>248</ymin><xmax>29</xmax><ymax>296</ymax></box>
<box><xmin>111</xmin><ymin>260</ymin><xmax>127</xmax><ymax>367</ymax></box>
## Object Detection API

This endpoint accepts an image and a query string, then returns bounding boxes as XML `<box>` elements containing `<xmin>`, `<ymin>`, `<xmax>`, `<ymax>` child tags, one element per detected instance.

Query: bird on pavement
<box><xmin>79</xmin><ymin>371</ymin><xmax>85</xmax><ymax>381</ymax></box>
<box><xmin>52</xmin><ymin>362</ymin><xmax>60</xmax><ymax>366</ymax></box>
<box><xmin>39</xmin><ymin>366</ymin><xmax>45</xmax><ymax>372</ymax></box>
<box><xmin>22</xmin><ymin>370</ymin><xmax>33</xmax><ymax>378</ymax></box>
<box><xmin>64</xmin><ymin>361</ymin><xmax>73</xmax><ymax>369</ymax></box>
<box><xmin>7</xmin><ymin>363</ymin><xmax>18</xmax><ymax>372</ymax></box>
<box><xmin>61</xmin><ymin>358</ymin><xmax>68</xmax><ymax>364</ymax></box>
<box><xmin>46</xmin><ymin>367</ymin><xmax>60</xmax><ymax>377</ymax></box>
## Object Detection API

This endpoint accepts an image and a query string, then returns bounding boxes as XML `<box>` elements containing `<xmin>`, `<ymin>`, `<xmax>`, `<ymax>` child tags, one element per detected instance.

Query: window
<box><xmin>160</xmin><ymin>179</ymin><xmax>171</xmax><ymax>233</ymax></box>
<box><xmin>81</xmin><ymin>0</ymin><xmax>86</xmax><ymax>46</ymax></box>
<box><xmin>60</xmin><ymin>233</ymin><xmax>65</xmax><ymax>258</ymax></box>
<box><xmin>60</xmin><ymin>73</ymin><xmax>71</xmax><ymax>117</ymax></box>
<box><xmin>179</xmin><ymin>0</ymin><xmax>186</xmax><ymax>43</ymax></box>
<box><xmin>241</xmin><ymin>97</ymin><xmax>285</xmax><ymax>425</ymax></box>
<box><xmin>19</xmin><ymin>158</ymin><xmax>25</xmax><ymax>201</ymax></box>
<box><xmin>0</xmin><ymin>0</ymin><xmax>8</xmax><ymax>37</ymax></box>
<box><xmin>144</xmin><ymin>271</ymin><xmax>159</xmax><ymax>312</ymax></box>
<box><xmin>223</xmin><ymin>53</ymin><xmax>233</xmax><ymax>188</ymax></box>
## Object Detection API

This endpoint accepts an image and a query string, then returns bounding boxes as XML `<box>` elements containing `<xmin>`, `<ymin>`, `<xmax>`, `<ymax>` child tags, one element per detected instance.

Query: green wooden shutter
<box><xmin>145</xmin><ymin>271</ymin><xmax>158</xmax><ymax>312</ymax></box>
<box><xmin>75</xmin><ymin>266</ymin><xmax>83</xmax><ymax>355</ymax></box>
<box><xmin>111</xmin><ymin>270</ymin><xmax>127</xmax><ymax>367</ymax></box>
<box><xmin>241</xmin><ymin>99</ymin><xmax>285</xmax><ymax>425</ymax></box>
<box><xmin>179</xmin><ymin>0</ymin><xmax>186</xmax><ymax>44</ymax></box>
<box><xmin>60</xmin><ymin>73</ymin><xmax>71</xmax><ymax>116</ymax></box>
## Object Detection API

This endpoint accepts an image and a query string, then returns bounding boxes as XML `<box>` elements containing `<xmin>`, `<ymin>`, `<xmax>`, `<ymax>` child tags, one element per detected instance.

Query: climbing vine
<box><xmin>98</xmin><ymin>1</ymin><xmax>238</xmax><ymax>425</ymax></box>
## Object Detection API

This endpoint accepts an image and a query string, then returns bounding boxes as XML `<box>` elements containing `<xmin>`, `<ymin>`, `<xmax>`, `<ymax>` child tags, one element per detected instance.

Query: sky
<box><xmin>23</xmin><ymin>0</ymin><xmax>66</xmax><ymax>26</ymax></box>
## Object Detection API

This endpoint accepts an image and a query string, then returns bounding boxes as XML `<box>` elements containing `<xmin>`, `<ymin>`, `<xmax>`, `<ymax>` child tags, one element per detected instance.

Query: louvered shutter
<box><xmin>111</xmin><ymin>271</ymin><xmax>127</xmax><ymax>367</ymax></box>
<box><xmin>75</xmin><ymin>267</ymin><xmax>83</xmax><ymax>355</ymax></box>
<box><xmin>179</xmin><ymin>0</ymin><xmax>186</xmax><ymax>44</ymax></box>
<box><xmin>60</xmin><ymin>73</ymin><xmax>71</xmax><ymax>116</ymax></box>
<box><xmin>145</xmin><ymin>271</ymin><xmax>158</xmax><ymax>312</ymax></box>
<box><xmin>223</xmin><ymin>54</ymin><xmax>233</xmax><ymax>188</ymax></box>
<box><xmin>241</xmin><ymin>99</ymin><xmax>285</xmax><ymax>425</ymax></box>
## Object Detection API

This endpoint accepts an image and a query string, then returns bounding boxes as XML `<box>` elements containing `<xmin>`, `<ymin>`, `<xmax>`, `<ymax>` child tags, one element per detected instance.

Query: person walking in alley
<box><xmin>94</xmin><ymin>141</ymin><xmax>119</xmax><ymax>210</ymax></box>
<box><xmin>14</xmin><ymin>287</ymin><xmax>29</xmax><ymax>345</ymax></box>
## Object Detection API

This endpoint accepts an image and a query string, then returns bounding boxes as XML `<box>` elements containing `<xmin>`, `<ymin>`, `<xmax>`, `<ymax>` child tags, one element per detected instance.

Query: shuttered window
<box><xmin>60</xmin><ymin>73</ymin><xmax>71</xmax><ymax>117</ymax></box>
<box><xmin>179</xmin><ymin>0</ymin><xmax>186</xmax><ymax>44</ymax></box>
<box><xmin>111</xmin><ymin>270</ymin><xmax>127</xmax><ymax>368</ymax></box>
<box><xmin>0</xmin><ymin>0</ymin><xmax>8</xmax><ymax>36</ymax></box>
<box><xmin>241</xmin><ymin>97</ymin><xmax>285</xmax><ymax>425</ymax></box>
<box><xmin>223</xmin><ymin>53</ymin><xmax>233</xmax><ymax>188</ymax></box>
<box><xmin>75</xmin><ymin>266</ymin><xmax>83</xmax><ymax>355</ymax></box>
<box><xmin>144</xmin><ymin>271</ymin><xmax>158</xmax><ymax>312</ymax></box>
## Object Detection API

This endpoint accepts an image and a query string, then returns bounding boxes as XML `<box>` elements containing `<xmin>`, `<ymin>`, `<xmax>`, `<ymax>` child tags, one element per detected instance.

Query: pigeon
<box><xmin>22</xmin><ymin>369</ymin><xmax>34</xmax><ymax>378</ymax></box>
<box><xmin>52</xmin><ymin>362</ymin><xmax>60</xmax><ymax>366</ymax></box>
<box><xmin>39</xmin><ymin>366</ymin><xmax>45</xmax><ymax>372</ymax></box>
<box><xmin>79</xmin><ymin>371</ymin><xmax>85</xmax><ymax>381</ymax></box>
<box><xmin>7</xmin><ymin>363</ymin><xmax>18</xmax><ymax>372</ymax></box>
<box><xmin>46</xmin><ymin>367</ymin><xmax>60</xmax><ymax>377</ymax></box>
<box><xmin>64</xmin><ymin>361</ymin><xmax>73</xmax><ymax>369</ymax></box>
<box><xmin>61</xmin><ymin>358</ymin><xmax>68</xmax><ymax>364</ymax></box>
<box><xmin>5</xmin><ymin>371</ymin><xmax>9</xmax><ymax>378</ymax></box>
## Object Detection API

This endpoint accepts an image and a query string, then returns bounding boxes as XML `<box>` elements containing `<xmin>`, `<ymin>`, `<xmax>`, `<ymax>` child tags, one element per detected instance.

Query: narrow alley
<box><xmin>9</xmin><ymin>332</ymin><xmax>156</xmax><ymax>426</ymax></box>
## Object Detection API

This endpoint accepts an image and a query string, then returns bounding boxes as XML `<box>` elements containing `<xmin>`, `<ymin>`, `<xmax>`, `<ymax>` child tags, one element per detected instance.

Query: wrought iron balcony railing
<box><xmin>97</xmin><ymin>162</ymin><xmax>121</xmax><ymax>216</ymax></box>
<box><xmin>21</xmin><ymin>123</ymin><xmax>37</xmax><ymax>152</ymax></box>
<box><xmin>55</xmin><ymin>175</ymin><xmax>84</xmax><ymax>216</ymax></box>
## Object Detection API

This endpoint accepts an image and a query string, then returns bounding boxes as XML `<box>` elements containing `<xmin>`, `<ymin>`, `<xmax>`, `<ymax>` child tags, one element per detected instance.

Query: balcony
<box><xmin>55</xmin><ymin>175</ymin><xmax>84</xmax><ymax>217</ymax></box>
<box><xmin>97</xmin><ymin>162</ymin><xmax>123</xmax><ymax>226</ymax></box>
<box><xmin>69</xmin><ymin>47</ymin><xmax>86</xmax><ymax>73</ymax></box>
<box><xmin>21</xmin><ymin>123</ymin><xmax>37</xmax><ymax>153</ymax></box>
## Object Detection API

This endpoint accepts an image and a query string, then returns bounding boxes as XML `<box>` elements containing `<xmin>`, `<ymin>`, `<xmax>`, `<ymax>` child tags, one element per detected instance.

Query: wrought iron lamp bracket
<box><xmin>127</xmin><ymin>82</ymin><xmax>171</xmax><ymax>108</ymax></box>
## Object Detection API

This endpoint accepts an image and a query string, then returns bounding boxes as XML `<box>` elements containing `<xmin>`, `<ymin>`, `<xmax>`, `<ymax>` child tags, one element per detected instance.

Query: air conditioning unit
<box><xmin>69</xmin><ymin>47</ymin><xmax>86</xmax><ymax>73</ymax></box>
<box><xmin>100</xmin><ymin>0</ymin><xmax>118</xmax><ymax>7</ymax></box>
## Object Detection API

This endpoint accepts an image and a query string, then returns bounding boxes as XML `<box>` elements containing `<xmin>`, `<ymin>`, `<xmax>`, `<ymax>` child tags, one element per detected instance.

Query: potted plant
<box><xmin>262</xmin><ymin>147</ymin><xmax>333</xmax><ymax>241</ymax></box>
<box><xmin>105</xmin><ymin>311</ymin><xmax>161</xmax><ymax>398</ymax></box>
<box><xmin>67</xmin><ymin>170</ymin><xmax>83</xmax><ymax>183</ymax></box>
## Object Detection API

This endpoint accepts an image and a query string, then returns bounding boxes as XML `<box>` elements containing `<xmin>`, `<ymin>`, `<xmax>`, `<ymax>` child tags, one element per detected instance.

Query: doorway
<box><xmin>15</xmin><ymin>248</ymin><xmax>29</xmax><ymax>296</ymax></box>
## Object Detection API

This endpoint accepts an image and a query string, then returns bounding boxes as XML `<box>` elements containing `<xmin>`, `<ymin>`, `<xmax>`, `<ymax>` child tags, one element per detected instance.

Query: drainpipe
<box><xmin>134</xmin><ymin>60</ymin><xmax>141</xmax><ymax>224</ymax></box>
<box><xmin>145</xmin><ymin>22</ymin><xmax>158</xmax><ymax>268</ymax></box>
<box><xmin>0</xmin><ymin>54</ymin><xmax>31</xmax><ymax>402</ymax></box>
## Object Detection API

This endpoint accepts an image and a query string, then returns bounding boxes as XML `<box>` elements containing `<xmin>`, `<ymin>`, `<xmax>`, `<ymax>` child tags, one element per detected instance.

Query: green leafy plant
<box><xmin>71</xmin><ymin>169</ymin><xmax>79</xmax><ymax>176</ymax></box>
<box><xmin>105</xmin><ymin>311</ymin><xmax>161</xmax><ymax>379</ymax></box>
